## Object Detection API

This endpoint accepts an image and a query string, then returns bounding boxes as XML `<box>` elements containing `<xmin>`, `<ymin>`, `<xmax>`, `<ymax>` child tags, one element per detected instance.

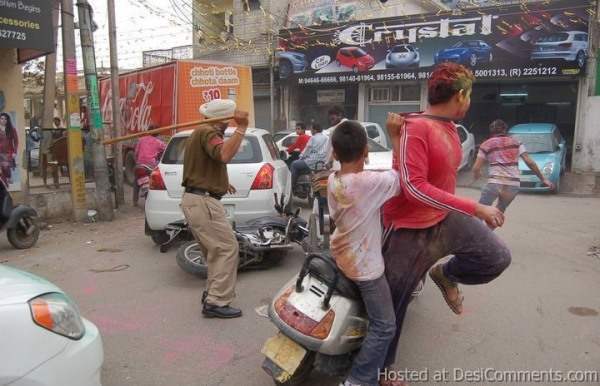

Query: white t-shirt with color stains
<box><xmin>327</xmin><ymin>170</ymin><xmax>400</xmax><ymax>281</ymax></box>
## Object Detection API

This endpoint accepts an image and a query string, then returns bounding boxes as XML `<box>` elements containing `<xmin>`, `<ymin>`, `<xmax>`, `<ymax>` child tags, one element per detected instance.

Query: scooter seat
<box><xmin>307</xmin><ymin>253</ymin><xmax>361</xmax><ymax>300</ymax></box>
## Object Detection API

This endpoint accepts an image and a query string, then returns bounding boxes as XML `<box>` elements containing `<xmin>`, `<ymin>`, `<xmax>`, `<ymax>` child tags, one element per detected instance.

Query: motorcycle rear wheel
<box><xmin>176</xmin><ymin>241</ymin><xmax>208</xmax><ymax>278</ymax></box>
<box><xmin>7</xmin><ymin>215</ymin><xmax>40</xmax><ymax>249</ymax></box>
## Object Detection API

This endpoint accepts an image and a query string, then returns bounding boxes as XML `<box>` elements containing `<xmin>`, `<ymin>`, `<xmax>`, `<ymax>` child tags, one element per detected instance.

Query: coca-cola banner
<box><xmin>100</xmin><ymin>64</ymin><xmax>176</xmax><ymax>133</ymax></box>
<box><xmin>277</xmin><ymin>0</ymin><xmax>591</xmax><ymax>84</ymax></box>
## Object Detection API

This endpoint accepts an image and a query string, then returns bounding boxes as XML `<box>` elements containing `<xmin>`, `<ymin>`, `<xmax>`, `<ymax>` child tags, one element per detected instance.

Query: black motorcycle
<box><xmin>160</xmin><ymin>194</ymin><xmax>308</xmax><ymax>278</ymax></box>
<box><xmin>0</xmin><ymin>178</ymin><xmax>40</xmax><ymax>249</ymax></box>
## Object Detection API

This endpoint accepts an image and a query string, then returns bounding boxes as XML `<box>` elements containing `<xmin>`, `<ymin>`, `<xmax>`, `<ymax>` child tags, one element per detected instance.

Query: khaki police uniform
<box><xmin>180</xmin><ymin>124</ymin><xmax>239</xmax><ymax>307</ymax></box>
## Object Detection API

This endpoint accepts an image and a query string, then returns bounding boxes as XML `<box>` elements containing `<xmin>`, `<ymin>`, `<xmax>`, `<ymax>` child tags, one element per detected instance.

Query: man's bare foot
<box><xmin>429</xmin><ymin>264</ymin><xmax>464</xmax><ymax>314</ymax></box>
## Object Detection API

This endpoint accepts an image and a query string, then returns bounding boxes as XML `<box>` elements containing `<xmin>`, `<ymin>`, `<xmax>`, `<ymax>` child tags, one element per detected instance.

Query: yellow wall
<box><xmin>0</xmin><ymin>48</ymin><xmax>26</xmax><ymax>191</ymax></box>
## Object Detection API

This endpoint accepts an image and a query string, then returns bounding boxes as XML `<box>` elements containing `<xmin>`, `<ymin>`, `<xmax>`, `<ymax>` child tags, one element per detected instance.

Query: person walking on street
<box><xmin>380</xmin><ymin>63</ymin><xmax>512</xmax><ymax>373</ymax></box>
<box><xmin>180</xmin><ymin>99</ymin><xmax>249</xmax><ymax>319</ymax></box>
<box><xmin>290</xmin><ymin>123</ymin><xmax>328</xmax><ymax>189</ymax></box>
<box><xmin>135</xmin><ymin>126</ymin><xmax>167</xmax><ymax>169</ymax></box>
<box><xmin>472</xmin><ymin>119</ymin><xmax>554</xmax><ymax>213</ymax></box>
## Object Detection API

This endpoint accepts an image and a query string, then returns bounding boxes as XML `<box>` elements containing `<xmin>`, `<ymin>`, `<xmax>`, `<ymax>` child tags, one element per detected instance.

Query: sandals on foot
<box><xmin>429</xmin><ymin>264</ymin><xmax>464</xmax><ymax>315</ymax></box>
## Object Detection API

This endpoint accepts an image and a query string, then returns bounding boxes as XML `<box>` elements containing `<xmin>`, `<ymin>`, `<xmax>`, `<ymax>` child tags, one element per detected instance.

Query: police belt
<box><xmin>184</xmin><ymin>187</ymin><xmax>223</xmax><ymax>200</ymax></box>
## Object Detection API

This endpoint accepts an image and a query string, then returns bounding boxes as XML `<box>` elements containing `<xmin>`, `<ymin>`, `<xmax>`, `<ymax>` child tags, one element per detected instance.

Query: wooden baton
<box><xmin>102</xmin><ymin>115</ymin><xmax>235</xmax><ymax>145</ymax></box>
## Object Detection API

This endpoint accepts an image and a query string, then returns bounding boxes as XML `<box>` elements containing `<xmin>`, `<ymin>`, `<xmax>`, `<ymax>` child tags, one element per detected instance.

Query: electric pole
<box><xmin>61</xmin><ymin>0</ymin><xmax>88</xmax><ymax>222</ymax></box>
<box><xmin>76</xmin><ymin>0</ymin><xmax>114</xmax><ymax>221</ymax></box>
<box><xmin>107</xmin><ymin>0</ymin><xmax>125</xmax><ymax>205</ymax></box>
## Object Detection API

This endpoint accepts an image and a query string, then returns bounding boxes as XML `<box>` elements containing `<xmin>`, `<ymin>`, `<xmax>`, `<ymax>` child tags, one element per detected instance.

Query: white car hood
<box><xmin>366</xmin><ymin>150</ymin><xmax>393</xmax><ymax>171</ymax></box>
<box><xmin>0</xmin><ymin>265</ymin><xmax>61</xmax><ymax>306</ymax></box>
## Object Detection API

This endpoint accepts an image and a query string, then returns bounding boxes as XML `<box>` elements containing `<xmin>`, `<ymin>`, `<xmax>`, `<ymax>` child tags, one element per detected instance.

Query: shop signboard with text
<box><xmin>175</xmin><ymin>61</ymin><xmax>255</xmax><ymax>128</ymax></box>
<box><xmin>277</xmin><ymin>0</ymin><xmax>591</xmax><ymax>84</ymax></box>
<box><xmin>0</xmin><ymin>0</ymin><xmax>53</xmax><ymax>52</ymax></box>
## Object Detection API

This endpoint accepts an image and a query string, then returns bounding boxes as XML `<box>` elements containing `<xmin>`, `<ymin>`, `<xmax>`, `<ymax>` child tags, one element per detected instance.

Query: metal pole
<box><xmin>60</xmin><ymin>0</ymin><xmax>88</xmax><ymax>222</ymax></box>
<box><xmin>269</xmin><ymin>33</ymin><xmax>276</xmax><ymax>133</ymax></box>
<box><xmin>76</xmin><ymin>0</ymin><xmax>114</xmax><ymax>221</ymax></box>
<box><xmin>107</xmin><ymin>0</ymin><xmax>125</xmax><ymax>205</ymax></box>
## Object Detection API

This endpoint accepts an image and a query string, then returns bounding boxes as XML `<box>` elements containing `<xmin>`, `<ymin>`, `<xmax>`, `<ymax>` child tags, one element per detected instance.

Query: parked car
<box><xmin>323</xmin><ymin>122</ymin><xmax>391</xmax><ymax>149</ymax></box>
<box><xmin>0</xmin><ymin>265</ymin><xmax>103</xmax><ymax>386</ymax></box>
<box><xmin>435</xmin><ymin>40</ymin><xmax>493</xmax><ymax>67</ymax></box>
<box><xmin>274</xmin><ymin>129</ymin><xmax>313</xmax><ymax>153</ymax></box>
<box><xmin>509</xmin><ymin>123</ymin><xmax>566</xmax><ymax>193</ymax></box>
<box><xmin>531</xmin><ymin>31</ymin><xmax>588</xmax><ymax>68</ymax></box>
<box><xmin>275</xmin><ymin>127</ymin><xmax>392</xmax><ymax>171</ymax></box>
<box><xmin>335</xmin><ymin>47</ymin><xmax>375</xmax><ymax>72</ymax></box>
<box><xmin>457</xmin><ymin>124</ymin><xmax>476</xmax><ymax>170</ymax></box>
<box><xmin>144</xmin><ymin>128</ymin><xmax>292</xmax><ymax>244</ymax></box>
<box><xmin>276</xmin><ymin>51</ymin><xmax>308</xmax><ymax>79</ymax></box>
<box><xmin>385</xmin><ymin>44</ymin><xmax>420</xmax><ymax>68</ymax></box>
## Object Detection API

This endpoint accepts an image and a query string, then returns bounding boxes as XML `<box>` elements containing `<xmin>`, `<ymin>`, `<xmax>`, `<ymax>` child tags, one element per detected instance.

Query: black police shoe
<box><xmin>201</xmin><ymin>291</ymin><xmax>208</xmax><ymax>304</ymax></box>
<box><xmin>202</xmin><ymin>303</ymin><xmax>242</xmax><ymax>319</ymax></box>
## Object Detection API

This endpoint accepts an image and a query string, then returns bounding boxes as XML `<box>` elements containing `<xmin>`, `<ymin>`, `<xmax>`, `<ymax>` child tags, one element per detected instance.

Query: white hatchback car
<box><xmin>0</xmin><ymin>265</ymin><xmax>103</xmax><ymax>386</ymax></box>
<box><xmin>145</xmin><ymin>128</ymin><xmax>291</xmax><ymax>244</ymax></box>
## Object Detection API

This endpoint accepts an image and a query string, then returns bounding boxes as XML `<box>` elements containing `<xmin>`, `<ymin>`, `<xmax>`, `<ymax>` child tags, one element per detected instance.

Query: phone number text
<box><xmin>0</xmin><ymin>29</ymin><xmax>26</xmax><ymax>40</ymax></box>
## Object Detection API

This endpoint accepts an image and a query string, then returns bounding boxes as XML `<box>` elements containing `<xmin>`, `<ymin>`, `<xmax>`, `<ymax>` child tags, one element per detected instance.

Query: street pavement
<box><xmin>2</xmin><ymin>188</ymin><xmax>600</xmax><ymax>386</ymax></box>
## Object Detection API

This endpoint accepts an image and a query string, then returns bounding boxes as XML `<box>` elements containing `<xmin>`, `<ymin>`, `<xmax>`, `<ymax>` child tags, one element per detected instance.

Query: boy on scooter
<box><xmin>327</xmin><ymin>120</ymin><xmax>405</xmax><ymax>386</ymax></box>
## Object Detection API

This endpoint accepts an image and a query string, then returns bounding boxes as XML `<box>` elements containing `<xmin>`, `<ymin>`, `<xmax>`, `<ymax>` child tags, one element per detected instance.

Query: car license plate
<box><xmin>137</xmin><ymin>176</ymin><xmax>149</xmax><ymax>186</ymax></box>
<box><xmin>224</xmin><ymin>205</ymin><xmax>234</xmax><ymax>218</ymax></box>
<box><xmin>261</xmin><ymin>333</ymin><xmax>307</xmax><ymax>376</ymax></box>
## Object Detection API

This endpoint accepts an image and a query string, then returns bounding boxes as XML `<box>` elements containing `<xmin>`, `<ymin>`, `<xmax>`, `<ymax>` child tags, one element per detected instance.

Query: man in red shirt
<box><xmin>381</xmin><ymin>63</ymin><xmax>511</xmax><ymax>370</ymax></box>
<box><xmin>286</xmin><ymin>122</ymin><xmax>310</xmax><ymax>154</ymax></box>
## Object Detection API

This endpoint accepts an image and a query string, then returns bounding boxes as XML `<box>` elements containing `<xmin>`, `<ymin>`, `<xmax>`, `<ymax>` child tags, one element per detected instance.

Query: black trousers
<box><xmin>382</xmin><ymin>212</ymin><xmax>512</xmax><ymax>366</ymax></box>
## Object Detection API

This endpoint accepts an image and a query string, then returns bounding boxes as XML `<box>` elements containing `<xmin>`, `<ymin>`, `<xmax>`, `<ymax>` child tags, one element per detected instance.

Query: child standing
<box><xmin>328</xmin><ymin>120</ymin><xmax>404</xmax><ymax>386</ymax></box>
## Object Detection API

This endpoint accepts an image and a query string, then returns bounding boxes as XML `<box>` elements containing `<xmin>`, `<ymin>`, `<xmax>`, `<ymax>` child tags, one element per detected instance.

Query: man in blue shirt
<box><xmin>290</xmin><ymin>123</ymin><xmax>329</xmax><ymax>189</ymax></box>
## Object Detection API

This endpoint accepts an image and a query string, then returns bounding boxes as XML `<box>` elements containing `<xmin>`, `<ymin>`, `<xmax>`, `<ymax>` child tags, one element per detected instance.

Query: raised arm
<box><xmin>219</xmin><ymin>111</ymin><xmax>249</xmax><ymax>163</ymax></box>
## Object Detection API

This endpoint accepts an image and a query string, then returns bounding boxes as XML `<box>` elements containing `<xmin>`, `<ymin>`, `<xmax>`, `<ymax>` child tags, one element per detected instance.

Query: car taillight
<box><xmin>149</xmin><ymin>168</ymin><xmax>166</xmax><ymax>190</ymax></box>
<box><xmin>251</xmin><ymin>163</ymin><xmax>274</xmax><ymax>190</ymax></box>
<box><xmin>559</xmin><ymin>43</ymin><xmax>572</xmax><ymax>48</ymax></box>
<box><xmin>274</xmin><ymin>287</ymin><xmax>336</xmax><ymax>340</ymax></box>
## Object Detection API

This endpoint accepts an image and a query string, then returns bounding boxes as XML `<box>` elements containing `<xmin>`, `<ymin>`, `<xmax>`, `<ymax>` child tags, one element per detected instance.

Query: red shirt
<box><xmin>383</xmin><ymin>114</ymin><xmax>477</xmax><ymax>230</ymax></box>
<box><xmin>287</xmin><ymin>133</ymin><xmax>310</xmax><ymax>154</ymax></box>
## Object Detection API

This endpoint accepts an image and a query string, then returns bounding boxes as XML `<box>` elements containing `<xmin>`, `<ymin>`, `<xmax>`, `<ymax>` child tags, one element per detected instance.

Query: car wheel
<box><xmin>352</xmin><ymin>65</ymin><xmax>358</xmax><ymax>73</ymax></box>
<box><xmin>279</xmin><ymin>59</ymin><xmax>293</xmax><ymax>79</ymax></box>
<box><xmin>576</xmin><ymin>51</ymin><xmax>586</xmax><ymax>69</ymax></box>
<box><xmin>469</xmin><ymin>53</ymin><xmax>477</xmax><ymax>67</ymax></box>
<box><xmin>124</xmin><ymin>150</ymin><xmax>136</xmax><ymax>186</ymax></box>
<box><xmin>150</xmin><ymin>230</ymin><xmax>170</xmax><ymax>246</ymax></box>
<box><xmin>466</xmin><ymin>151</ymin><xmax>475</xmax><ymax>170</ymax></box>
<box><xmin>552</xmin><ymin>177</ymin><xmax>560</xmax><ymax>194</ymax></box>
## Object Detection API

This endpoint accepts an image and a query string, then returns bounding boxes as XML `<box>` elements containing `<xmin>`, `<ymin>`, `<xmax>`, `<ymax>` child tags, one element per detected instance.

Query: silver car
<box><xmin>531</xmin><ymin>31</ymin><xmax>588</xmax><ymax>68</ymax></box>
<box><xmin>385</xmin><ymin>44</ymin><xmax>420</xmax><ymax>68</ymax></box>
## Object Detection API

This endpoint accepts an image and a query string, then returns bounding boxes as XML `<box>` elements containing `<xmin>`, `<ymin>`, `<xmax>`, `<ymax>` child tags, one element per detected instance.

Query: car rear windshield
<box><xmin>537</xmin><ymin>33</ymin><xmax>569</xmax><ymax>43</ymax></box>
<box><xmin>162</xmin><ymin>135</ymin><xmax>262</xmax><ymax>165</ymax></box>
<box><xmin>511</xmin><ymin>133</ymin><xmax>557</xmax><ymax>153</ymax></box>
<box><xmin>391</xmin><ymin>46</ymin><xmax>411</xmax><ymax>53</ymax></box>
<box><xmin>352</xmin><ymin>48</ymin><xmax>368</xmax><ymax>57</ymax></box>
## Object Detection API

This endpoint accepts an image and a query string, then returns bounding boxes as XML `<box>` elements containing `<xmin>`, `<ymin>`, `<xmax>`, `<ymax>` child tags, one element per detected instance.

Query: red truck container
<box><xmin>100</xmin><ymin>60</ymin><xmax>254</xmax><ymax>184</ymax></box>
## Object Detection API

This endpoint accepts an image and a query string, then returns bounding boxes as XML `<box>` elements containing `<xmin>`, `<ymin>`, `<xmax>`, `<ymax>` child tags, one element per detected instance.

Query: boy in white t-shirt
<box><xmin>328</xmin><ymin>120</ymin><xmax>404</xmax><ymax>386</ymax></box>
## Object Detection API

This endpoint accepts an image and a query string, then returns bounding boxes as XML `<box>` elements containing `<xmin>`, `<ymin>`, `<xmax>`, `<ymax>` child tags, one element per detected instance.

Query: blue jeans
<box><xmin>347</xmin><ymin>275</ymin><xmax>397</xmax><ymax>386</ymax></box>
<box><xmin>290</xmin><ymin>159</ymin><xmax>311</xmax><ymax>188</ymax></box>
<box><xmin>479</xmin><ymin>183</ymin><xmax>520</xmax><ymax>213</ymax></box>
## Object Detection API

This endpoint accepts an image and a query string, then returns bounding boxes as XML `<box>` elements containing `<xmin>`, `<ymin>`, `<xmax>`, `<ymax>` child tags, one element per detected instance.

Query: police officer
<box><xmin>181</xmin><ymin>99</ymin><xmax>248</xmax><ymax>319</ymax></box>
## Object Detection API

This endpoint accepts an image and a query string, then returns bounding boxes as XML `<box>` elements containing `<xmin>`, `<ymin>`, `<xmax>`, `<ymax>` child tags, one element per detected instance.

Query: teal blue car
<box><xmin>509</xmin><ymin>123</ymin><xmax>567</xmax><ymax>193</ymax></box>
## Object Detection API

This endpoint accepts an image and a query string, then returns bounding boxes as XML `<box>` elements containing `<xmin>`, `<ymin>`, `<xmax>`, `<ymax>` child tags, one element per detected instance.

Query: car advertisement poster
<box><xmin>277</xmin><ymin>0</ymin><xmax>591</xmax><ymax>85</ymax></box>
